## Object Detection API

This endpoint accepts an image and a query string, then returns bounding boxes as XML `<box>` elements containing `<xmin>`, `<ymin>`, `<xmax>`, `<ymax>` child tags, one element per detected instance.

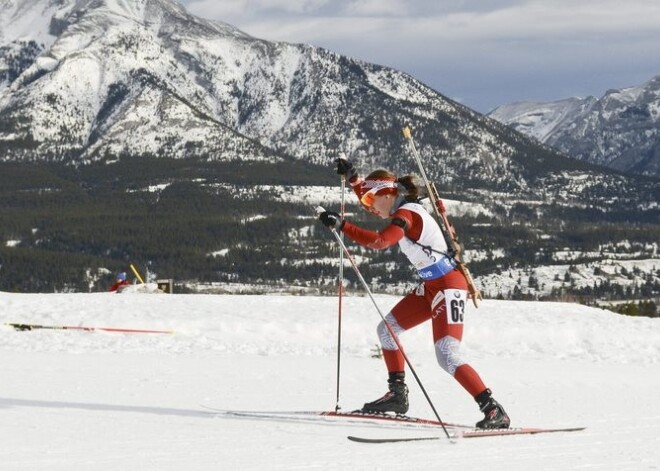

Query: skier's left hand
<box><xmin>335</xmin><ymin>157</ymin><xmax>357</xmax><ymax>181</ymax></box>
<box><xmin>318</xmin><ymin>211</ymin><xmax>344</xmax><ymax>230</ymax></box>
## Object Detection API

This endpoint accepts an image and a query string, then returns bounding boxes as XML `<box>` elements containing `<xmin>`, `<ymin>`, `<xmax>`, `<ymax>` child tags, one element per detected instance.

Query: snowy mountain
<box><xmin>0</xmin><ymin>0</ymin><xmax>600</xmax><ymax>193</ymax></box>
<box><xmin>488</xmin><ymin>76</ymin><xmax>660</xmax><ymax>177</ymax></box>
<box><xmin>487</xmin><ymin>97</ymin><xmax>598</xmax><ymax>143</ymax></box>
<box><xmin>0</xmin><ymin>0</ymin><xmax>283</xmax><ymax>162</ymax></box>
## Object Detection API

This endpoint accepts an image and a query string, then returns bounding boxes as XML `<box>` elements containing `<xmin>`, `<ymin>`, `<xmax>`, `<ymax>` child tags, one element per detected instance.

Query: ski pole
<box><xmin>317</xmin><ymin>212</ymin><xmax>453</xmax><ymax>441</ymax></box>
<box><xmin>334</xmin><ymin>174</ymin><xmax>346</xmax><ymax>412</ymax></box>
<box><xmin>6</xmin><ymin>323</ymin><xmax>174</xmax><ymax>334</ymax></box>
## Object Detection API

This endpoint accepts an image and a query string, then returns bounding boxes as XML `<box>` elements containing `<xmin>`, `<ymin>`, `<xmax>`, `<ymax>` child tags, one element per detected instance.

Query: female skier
<box><xmin>317</xmin><ymin>158</ymin><xmax>510</xmax><ymax>430</ymax></box>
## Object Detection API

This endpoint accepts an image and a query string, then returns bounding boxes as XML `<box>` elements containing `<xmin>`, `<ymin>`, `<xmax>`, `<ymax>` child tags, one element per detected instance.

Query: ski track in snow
<box><xmin>1</xmin><ymin>292</ymin><xmax>659</xmax><ymax>470</ymax></box>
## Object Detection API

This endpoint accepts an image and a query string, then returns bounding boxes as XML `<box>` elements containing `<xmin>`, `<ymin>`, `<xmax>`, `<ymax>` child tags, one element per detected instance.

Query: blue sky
<box><xmin>182</xmin><ymin>0</ymin><xmax>660</xmax><ymax>113</ymax></box>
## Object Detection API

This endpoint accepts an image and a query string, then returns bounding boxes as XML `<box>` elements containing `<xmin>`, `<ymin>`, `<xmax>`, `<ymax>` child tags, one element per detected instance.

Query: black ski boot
<box><xmin>475</xmin><ymin>388</ymin><xmax>510</xmax><ymax>429</ymax></box>
<box><xmin>361</xmin><ymin>372</ymin><xmax>409</xmax><ymax>415</ymax></box>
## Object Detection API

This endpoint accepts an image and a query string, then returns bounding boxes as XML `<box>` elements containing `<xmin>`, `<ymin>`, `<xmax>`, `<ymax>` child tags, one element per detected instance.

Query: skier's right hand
<box><xmin>318</xmin><ymin>211</ymin><xmax>344</xmax><ymax>230</ymax></box>
<box><xmin>335</xmin><ymin>157</ymin><xmax>357</xmax><ymax>180</ymax></box>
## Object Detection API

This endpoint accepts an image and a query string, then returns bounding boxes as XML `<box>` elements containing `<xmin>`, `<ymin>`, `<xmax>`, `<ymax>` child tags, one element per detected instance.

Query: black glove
<box><xmin>334</xmin><ymin>157</ymin><xmax>357</xmax><ymax>181</ymax></box>
<box><xmin>318</xmin><ymin>211</ymin><xmax>344</xmax><ymax>230</ymax></box>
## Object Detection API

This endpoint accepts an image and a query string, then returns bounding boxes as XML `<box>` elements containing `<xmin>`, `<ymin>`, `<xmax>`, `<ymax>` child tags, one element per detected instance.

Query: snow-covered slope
<box><xmin>1</xmin><ymin>292</ymin><xmax>659</xmax><ymax>469</ymax></box>
<box><xmin>489</xmin><ymin>75</ymin><xmax>660</xmax><ymax>176</ymax></box>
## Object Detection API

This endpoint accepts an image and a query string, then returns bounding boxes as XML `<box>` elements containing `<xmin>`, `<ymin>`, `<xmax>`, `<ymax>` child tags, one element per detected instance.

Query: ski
<box><xmin>320</xmin><ymin>410</ymin><xmax>472</xmax><ymax>429</ymax></box>
<box><xmin>349</xmin><ymin>435</ymin><xmax>441</xmax><ymax>443</ymax></box>
<box><xmin>459</xmin><ymin>426</ymin><xmax>586</xmax><ymax>438</ymax></box>
<box><xmin>348</xmin><ymin>425</ymin><xmax>587</xmax><ymax>443</ymax></box>
<box><xmin>201</xmin><ymin>407</ymin><xmax>472</xmax><ymax>430</ymax></box>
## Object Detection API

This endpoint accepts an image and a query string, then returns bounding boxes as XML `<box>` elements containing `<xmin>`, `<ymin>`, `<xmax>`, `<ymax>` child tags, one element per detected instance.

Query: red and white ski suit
<box><xmin>340</xmin><ymin>182</ymin><xmax>488</xmax><ymax>398</ymax></box>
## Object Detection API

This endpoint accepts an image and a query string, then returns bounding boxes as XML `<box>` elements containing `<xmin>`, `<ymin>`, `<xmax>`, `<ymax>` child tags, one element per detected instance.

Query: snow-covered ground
<box><xmin>1</xmin><ymin>292</ymin><xmax>659</xmax><ymax>470</ymax></box>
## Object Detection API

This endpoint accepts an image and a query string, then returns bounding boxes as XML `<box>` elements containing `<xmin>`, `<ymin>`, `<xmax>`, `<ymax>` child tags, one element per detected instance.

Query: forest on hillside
<box><xmin>0</xmin><ymin>158</ymin><xmax>658</xmax><ymax>317</ymax></box>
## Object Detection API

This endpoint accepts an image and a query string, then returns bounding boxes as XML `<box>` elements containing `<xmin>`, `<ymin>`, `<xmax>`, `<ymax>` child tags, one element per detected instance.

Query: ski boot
<box><xmin>361</xmin><ymin>372</ymin><xmax>409</xmax><ymax>415</ymax></box>
<box><xmin>475</xmin><ymin>388</ymin><xmax>510</xmax><ymax>429</ymax></box>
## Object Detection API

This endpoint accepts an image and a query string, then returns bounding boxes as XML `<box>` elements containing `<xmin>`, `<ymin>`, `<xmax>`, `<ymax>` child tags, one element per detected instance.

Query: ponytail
<box><xmin>397</xmin><ymin>175</ymin><xmax>423</xmax><ymax>202</ymax></box>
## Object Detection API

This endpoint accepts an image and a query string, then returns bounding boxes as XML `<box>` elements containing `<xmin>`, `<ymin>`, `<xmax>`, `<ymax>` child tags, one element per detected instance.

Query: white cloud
<box><xmin>342</xmin><ymin>0</ymin><xmax>409</xmax><ymax>16</ymax></box>
<box><xmin>256</xmin><ymin>0</ymin><xmax>329</xmax><ymax>14</ymax></box>
<box><xmin>186</xmin><ymin>0</ymin><xmax>330</xmax><ymax>19</ymax></box>
<box><xmin>222</xmin><ymin>1</ymin><xmax>660</xmax><ymax>44</ymax></box>
<box><xmin>185</xmin><ymin>0</ymin><xmax>248</xmax><ymax>17</ymax></box>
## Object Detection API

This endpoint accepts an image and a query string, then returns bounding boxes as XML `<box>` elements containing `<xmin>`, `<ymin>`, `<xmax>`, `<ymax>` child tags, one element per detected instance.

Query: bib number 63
<box><xmin>445</xmin><ymin>289</ymin><xmax>467</xmax><ymax>324</ymax></box>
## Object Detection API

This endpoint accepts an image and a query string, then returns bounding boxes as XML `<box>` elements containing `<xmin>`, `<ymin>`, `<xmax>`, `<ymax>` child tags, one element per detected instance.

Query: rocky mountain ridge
<box><xmin>489</xmin><ymin>75</ymin><xmax>660</xmax><ymax>177</ymax></box>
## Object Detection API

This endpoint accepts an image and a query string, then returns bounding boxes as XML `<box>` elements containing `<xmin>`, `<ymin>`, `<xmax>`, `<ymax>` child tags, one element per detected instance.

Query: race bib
<box><xmin>444</xmin><ymin>289</ymin><xmax>467</xmax><ymax>324</ymax></box>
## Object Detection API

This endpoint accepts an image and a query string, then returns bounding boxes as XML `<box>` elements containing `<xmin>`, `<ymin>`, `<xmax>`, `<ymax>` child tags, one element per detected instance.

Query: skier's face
<box><xmin>367</xmin><ymin>193</ymin><xmax>395</xmax><ymax>219</ymax></box>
